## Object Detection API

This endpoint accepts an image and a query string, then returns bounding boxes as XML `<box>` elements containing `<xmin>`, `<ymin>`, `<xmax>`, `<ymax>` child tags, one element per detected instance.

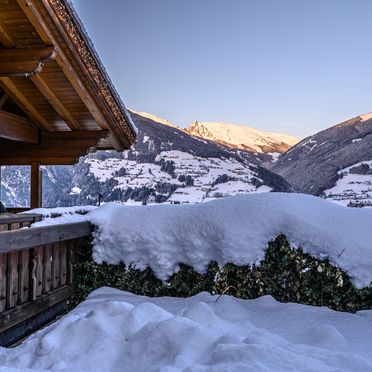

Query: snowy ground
<box><xmin>0</xmin><ymin>287</ymin><xmax>371</xmax><ymax>371</ymax></box>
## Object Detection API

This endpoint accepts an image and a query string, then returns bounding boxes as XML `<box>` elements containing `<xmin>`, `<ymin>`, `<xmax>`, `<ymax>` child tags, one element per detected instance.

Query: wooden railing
<box><xmin>0</xmin><ymin>213</ymin><xmax>42</xmax><ymax>231</ymax></box>
<box><xmin>0</xmin><ymin>221</ymin><xmax>91</xmax><ymax>343</ymax></box>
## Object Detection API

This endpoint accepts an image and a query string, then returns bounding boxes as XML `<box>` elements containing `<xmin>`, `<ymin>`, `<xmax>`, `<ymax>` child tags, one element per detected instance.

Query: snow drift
<box><xmin>0</xmin><ymin>287</ymin><xmax>371</xmax><ymax>371</ymax></box>
<box><xmin>84</xmin><ymin>193</ymin><xmax>372</xmax><ymax>288</ymax></box>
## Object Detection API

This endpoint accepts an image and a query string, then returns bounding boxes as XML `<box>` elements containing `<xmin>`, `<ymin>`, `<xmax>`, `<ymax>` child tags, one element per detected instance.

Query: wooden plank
<box><xmin>66</xmin><ymin>242</ymin><xmax>76</xmax><ymax>284</ymax></box>
<box><xmin>30</xmin><ymin>163</ymin><xmax>41</xmax><ymax>209</ymax></box>
<box><xmin>0</xmin><ymin>255</ymin><xmax>7</xmax><ymax>312</ymax></box>
<box><xmin>29</xmin><ymin>248</ymin><xmax>37</xmax><ymax>301</ymax></box>
<box><xmin>18</xmin><ymin>249</ymin><xmax>29</xmax><ymax>304</ymax></box>
<box><xmin>0</xmin><ymin>285</ymin><xmax>74</xmax><ymax>333</ymax></box>
<box><xmin>0</xmin><ymin>222</ymin><xmax>91</xmax><ymax>254</ymax></box>
<box><xmin>6</xmin><ymin>252</ymin><xmax>19</xmax><ymax>309</ymax></box>
<box><xmin>0</xmin><ymin>110</ymin><xmax>38</xmax><ymax>143</ymax></box>
<box><xmin>0</xmin><ymin>94</ymin><xmax>8</xmax><ymax>109</ymax></box>
<box><xmin>51</xmin><ymin>243</ymin><xmax>60</xmax><ymax>289</ymax></box>
<box><xmin>43</xmin><ymin>245</ymin><xmax>52</xmax><ymax>293</ymax></box>
<box><xmin>35</xmin><ymin>246</ymin><xmax>43</xmax><ymax>297</ymax></box>
<box><xmin>31</xmin><ymin>74</ymin><xmax>82</xmax><ymax>130</ymax></box>
<box><xmin>59</xmin><ymin>242</ymin><xmax>67</xmax><ymax>286</ymax></box>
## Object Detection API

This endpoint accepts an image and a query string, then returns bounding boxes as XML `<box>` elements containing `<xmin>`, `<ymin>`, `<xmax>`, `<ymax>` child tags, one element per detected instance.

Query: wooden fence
<box><xmin>0</xmin><ymin>220</ymin><xmax>91</xmax><ymax>342</ymax></box>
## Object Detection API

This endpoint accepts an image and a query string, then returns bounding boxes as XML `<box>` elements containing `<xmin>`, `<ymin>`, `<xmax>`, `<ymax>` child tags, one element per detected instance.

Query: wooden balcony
<box><xmin>0</xmin><ymin>218</ymin><xmax>91</xmax><ymax>346</ymax></box>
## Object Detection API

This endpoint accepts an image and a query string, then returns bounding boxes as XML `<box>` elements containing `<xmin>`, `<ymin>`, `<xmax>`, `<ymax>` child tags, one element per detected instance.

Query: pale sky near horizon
<box><xmin>71</xmin><ymin>0</ymin><xmax>372</xmax><ymax>139</ymax></box>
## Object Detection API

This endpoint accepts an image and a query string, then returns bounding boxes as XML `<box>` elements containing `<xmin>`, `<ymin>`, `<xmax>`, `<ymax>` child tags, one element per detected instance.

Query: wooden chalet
<box><xmin>0</xmin><ymin>0</ymin><xmax>136</xmax><ymax>345</ymax></box>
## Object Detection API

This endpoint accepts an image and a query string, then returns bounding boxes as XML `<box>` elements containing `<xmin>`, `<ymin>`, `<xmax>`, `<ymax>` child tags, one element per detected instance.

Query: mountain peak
<box><xmin>359</xmin><ymin>112</ymin><xmax>372</xmax><ymax>122</ymax></box>
<box><xmin>185</xmin><ymin>121</ymin><xmax>298</xmax><ymax>154</ymax></box>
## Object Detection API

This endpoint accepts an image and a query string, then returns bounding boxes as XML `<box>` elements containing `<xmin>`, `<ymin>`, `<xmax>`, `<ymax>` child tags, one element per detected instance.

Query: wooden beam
<box><xmin>0</xmin><ymin>77</ymin><xmax>53</xmax><ymax>130</ymax></box>
<box><xmin>0</xmin><ymin>18</ymin><xmax>17</xmax><ymax>48</ymax></box>
<box><xmin>0</xmin><ymin>48</ymin><xmax>56</xmax><ymax>78</ymax></box>
<box><xmin>31</xmin><ymin>74</ymin><xmax>82</xmax><ymax>130</ymax></box>
<box><xmin>30</xmin><ymin>163</ymin><xmax>42</xmax><ymax>209</ymax></box>
<box><xmin>0</xmin><ymin>94</ymin><xmax>8</xmax><ymax>109</ymax></box>
<box><xmin>41</xmin><ymin>130</ymin><xmax>109</xmax><ymax>141</ymax></box>
<box><xmin>0</xmin><ymin>47</ymin><xmax>56</xmax><ymax>62</ymax></box>
<box><xmin>0</xmin><ymin>61</ymin><xmax>43</xmax><ymax>78</ymax></box>
<box><xmin>0</xmin><ymin>157</ymin><xmax>79</xmax><ymax>165</ymax></box>
<box><xmin>0</xmin><ymin>110</ymin><xmax>38</xmax><ymax>143</ymax></box>
<box><xmin>0</xmin><ymin>130</ymin><xmax>108</xmax><ymax>165</ymax></box>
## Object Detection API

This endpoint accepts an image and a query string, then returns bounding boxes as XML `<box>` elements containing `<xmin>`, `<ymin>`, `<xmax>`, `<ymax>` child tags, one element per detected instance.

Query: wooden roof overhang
<box><xmin>0</xmin><ymin>0</ymin><xmax>137</xmax><ymax>167</ymax></box>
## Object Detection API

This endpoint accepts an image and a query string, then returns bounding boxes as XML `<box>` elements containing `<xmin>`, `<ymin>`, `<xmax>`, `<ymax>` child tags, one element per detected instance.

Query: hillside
<box><xmin>185</xmin><ymin>120</ymin><xmax>298</xmax><ymax>154</ymax></box>
<box><xmin>0</xmin><ymin>113</ymin><xmax>291</xmax><ymax>208</ymax></box>
<box><xmin>271</xmin><ymin>113</ymin><xmax>372</xmax><ymax>203</ymax></box>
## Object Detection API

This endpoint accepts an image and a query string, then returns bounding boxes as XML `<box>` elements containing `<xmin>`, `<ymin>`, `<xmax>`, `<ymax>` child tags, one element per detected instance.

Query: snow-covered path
<box><xmin>0</xmin><ymin>287</ymin><xmax>371</xmax><ymax>371</ymax></box>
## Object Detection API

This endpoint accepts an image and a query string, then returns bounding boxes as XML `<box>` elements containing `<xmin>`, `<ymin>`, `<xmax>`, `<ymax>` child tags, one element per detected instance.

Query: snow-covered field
<box><xmin>86</xmin><ymin>150</ymin><xmax>271</xmax><ymax>204</ymax></box>
<box><xmin>30</xmin><ymin>193</ymin><xmax>372</xmax><ymax>288</ymax></box>
<box><xmin>324</xmin><ymin>160</ymin><xmax>372</xmax><ymax>207</ymax></box>
<box><xmin>0</xmin><ymin>287</ymin><xmax>371</xmax><ymax>371</ymax></box>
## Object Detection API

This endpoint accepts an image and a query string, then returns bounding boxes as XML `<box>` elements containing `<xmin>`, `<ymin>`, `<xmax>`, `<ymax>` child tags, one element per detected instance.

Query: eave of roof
<box><xmin>44</xmin><ymin>0</ymin><xmax>137</xmax><ymax>148</ymax></box>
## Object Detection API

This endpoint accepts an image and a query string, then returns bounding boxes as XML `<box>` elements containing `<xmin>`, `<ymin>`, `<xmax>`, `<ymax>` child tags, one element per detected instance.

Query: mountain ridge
<box><xmin>271</xmin><ymin>113</ymin><xmax>372</xmax><ymax>203</ymax></box>
<box><xmin>130</xmin><ymin>110</ymin><xmax>299</xmax><ymax>155</ymax></box>
<box><xmin>0</xmin><ymin>112</ymin><xmax>292</xmax><ymax>208</ymax></box>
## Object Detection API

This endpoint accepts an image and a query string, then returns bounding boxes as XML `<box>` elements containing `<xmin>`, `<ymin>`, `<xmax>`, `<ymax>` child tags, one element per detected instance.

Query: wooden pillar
<box><xmin>30</xmin><ymin>163</ymin><xmax>42</xmax><ymax>209</ymax></box>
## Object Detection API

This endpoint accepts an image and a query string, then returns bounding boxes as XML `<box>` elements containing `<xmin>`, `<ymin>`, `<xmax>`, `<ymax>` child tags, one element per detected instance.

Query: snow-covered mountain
<box><xmin>130</xmin><ymin>110</ymin><xmax>178</xmax><ymax>128</ymax></box>
<box><xmin>271</xmin><ymin>113</ymin><xmax>372</xmax><ymax>207</ymax></box>
<box><xmin>185</xmin><ymin>121</ymin><xmax>299</xmax><ymax>154</ymax></box>
<box><xmin>130</xmin><ymin>112</ymin><xmax>299</xmax><ymax>155</ymax></box>
<box><xmin>0</xmin><ymin>112</ymin><xmax>291</xmax><ymax>208</ymax></box>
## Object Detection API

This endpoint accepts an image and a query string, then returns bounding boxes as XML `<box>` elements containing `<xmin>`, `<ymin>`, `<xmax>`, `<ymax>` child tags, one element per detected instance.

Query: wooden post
<box><xmin>30</xmin><ymin>163</ymin><xmax>42</xmax><ymax>209</ymax></box>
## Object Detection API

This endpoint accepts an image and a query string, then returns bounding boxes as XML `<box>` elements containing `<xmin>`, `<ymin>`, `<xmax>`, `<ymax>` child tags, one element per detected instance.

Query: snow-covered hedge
<box><xmin>87</xmin><ymin>193</ymin><xmax>372</xmax><ymax>289</ymax></box>
<box><xmin>31</xmin><ymin>193</ymin><xmax>372</xmax><ymax>289</ymax></box>
<box><xmin>70</xmin><ymin>235</ymin><xmax>372</xmax><ymax>313</ymax></box>
<box><xmin>28</xmin><ymin>193</ymin><xmax>372</xmax><ymax>311</ymax></box>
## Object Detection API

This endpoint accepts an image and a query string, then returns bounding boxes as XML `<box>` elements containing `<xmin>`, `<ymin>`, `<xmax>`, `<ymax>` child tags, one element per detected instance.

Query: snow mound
<box><xmin>0</xmin><ymin>287</ymin><xmax>371</xmax><ymax>371</ymax></box>
<box><xmin>88</xmin><ymin>193</ymin><xmax>372</xmax><ymax>288</ymax></box>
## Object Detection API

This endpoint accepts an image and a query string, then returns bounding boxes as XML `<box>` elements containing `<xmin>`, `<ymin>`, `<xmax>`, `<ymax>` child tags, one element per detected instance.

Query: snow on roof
<box><xmin>82</xmin><ymin>193</ymin><xmax>372</xmax><ymax>288</ymax></box>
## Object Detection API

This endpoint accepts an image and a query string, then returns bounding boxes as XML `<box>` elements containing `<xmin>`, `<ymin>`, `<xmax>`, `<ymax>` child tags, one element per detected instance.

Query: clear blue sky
<box><xmin>71</xmin><ymin>0</ymin><xmax>372</xmax><ymax>139</ymax></box>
